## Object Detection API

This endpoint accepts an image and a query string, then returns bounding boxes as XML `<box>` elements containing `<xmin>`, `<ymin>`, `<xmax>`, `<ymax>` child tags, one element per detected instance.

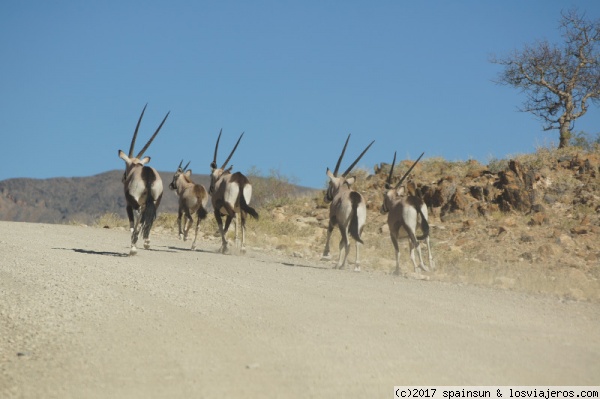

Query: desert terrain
<box><xmin>1</xmin><ymin>220</ymin><xmax>599</xmax><ymax>398</ymax></box>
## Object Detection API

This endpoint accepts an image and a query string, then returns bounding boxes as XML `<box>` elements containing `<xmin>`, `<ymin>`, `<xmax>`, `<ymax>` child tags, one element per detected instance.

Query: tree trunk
<box><xmin>559</xmin><ymin>122</ymin><xmax>571</xmax><ymax>148</ymax></box>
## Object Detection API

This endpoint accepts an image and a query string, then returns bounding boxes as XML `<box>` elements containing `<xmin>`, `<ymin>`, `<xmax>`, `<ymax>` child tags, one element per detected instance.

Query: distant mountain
<box><xmin>0</xmin><ymin>170</ymin><xmax>317</xmax><ymax>224</ymax></box>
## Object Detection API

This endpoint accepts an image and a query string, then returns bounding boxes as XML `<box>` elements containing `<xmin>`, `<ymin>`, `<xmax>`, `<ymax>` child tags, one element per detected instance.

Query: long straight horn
<box><xmin>386</xmin><ymin>151</ymin><xmax>397</xmax><ymax>188</ymax></box>
<box><xmin>333</xmin><ymin>134</ymin><xmax>351</xmax><ymax>176</ymax></box>
<box><xmin>183</xmin><ymin>161</ymin><xmax>191</xmax><ymax>171</ymax></box>
<box><xmin>395</xmin><ymin>152</ymin><xmax>425</xmax><ymax>189</ymax></box>
<box><xmin>220</xmin><ymin>132</ymin><xmax>244</xmax><ymax>170</ymax></box>
<box><xmin>129</xmin><ymin>103</ymin><xmax>148</xmax><ymax>157</ymax></box>
<box><xmin>211</xmin><ymin>129</ymin><xmax>222</xmax><ymax>169</ymax></box>
<box><xmin>136</xmin><ymin>111</ymin><xmax>170</xmax><ymax>159</ymax></box>
<box><xmin>177</xmin><ymin>159</ymin><xmax>184</xmax><ymax>170</ymax></box>
<box><xmin>342</xmin><ymin>140</ymin><xmax>375</xmax><ymax>177</ymax></box>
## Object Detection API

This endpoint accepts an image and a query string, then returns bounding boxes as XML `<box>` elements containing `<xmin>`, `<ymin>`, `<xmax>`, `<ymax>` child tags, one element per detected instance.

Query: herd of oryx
<box><xmin>118</xmin><ymin>105</ymin><xmax>434</xmax><ymax>275</ymax></box>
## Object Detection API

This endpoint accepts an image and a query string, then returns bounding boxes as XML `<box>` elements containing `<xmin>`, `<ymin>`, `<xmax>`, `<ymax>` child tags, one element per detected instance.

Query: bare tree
<box><xmin>492</xmin><ymin>9</ymin><xmax>600</xmax><ymax>148</ymax></box>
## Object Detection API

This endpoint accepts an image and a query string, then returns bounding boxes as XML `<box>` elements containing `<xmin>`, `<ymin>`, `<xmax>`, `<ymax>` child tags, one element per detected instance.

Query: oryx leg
<box><xmin>183</xmin><ymin>209</ymin><xmax>194</xmax><ymax>241</ymax></box>
<box><xmin>424</xmin><ymin>236</ymin><xmax>435</xmax><ymax>271</ymax></box>
<box><xmin>390</xmin><ymin>229</ymin><xmax>402</xmax><ymax>275</ymax></box>
<box><xmin>214</xmin><ymin>209</ymin><xmax>228</xmax><ymax>254</ymax></box>
<box><xmin>353</xmin><ymin>209</ymin><xmax>366</xmax><ymax>272</ymax></box>
<box><xmin>177</xmin><ymin>209</ymin><xmax>184</xmax><ymax>240</ymax></box>
<box><xmin>126</xmin><ymin>205</ymin><xmax>135</xmax><ymax>233</ymax></box>
<box><xmin>419</xmin><ymin>206</ymin><xmax>435</xmax><ymax>271</ymax></box>
<box><xmin>336</xmin><ymin>227</ymin><xmax>350</xmax><ymax>269</ymax></box>
<box><xmin>233</xmin><ymin>213</ymin><xmax>240</xmax><ymax>249</ymax></box>
<box><xmin>354</xmin><ymin>240</ymin><xmax>362</xmax><ymax>272</ymax></box>
<box><xmin>240</xmin><ymin>211</ymin><xmax>247</xmax><ymax>254</ymax></box>
<box><xmin>141</xmin><ymin>188</ymin><xmax>161</xmax><ymax>251</ymax></box>
<box><xmin>221</xmin><ymin>214</ymin><xmax>234</xmax><ymax>254</ymax></box>
<box><xmin>321</xmin><ymin>218</ymin><xmax>336</xmax><ymax>260</ymax></box>
<box><xmin>407</xmin><ymin>230</ymin><xmax>428</xmax><ymax>273</ymax></box>
<box><xmin>130</xmin><ymin>206</ymin><xmax>143</xmax><ymax>256</ymax></box>
<box><xmin>191</xmin><ymin>212</ymin><xmax>201</xmax><ymax>251</ymax></box>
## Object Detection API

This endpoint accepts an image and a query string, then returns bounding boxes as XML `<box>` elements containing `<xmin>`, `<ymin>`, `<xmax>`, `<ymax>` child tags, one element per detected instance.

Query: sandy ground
<box><xmin>1</xmin><ymin>221</ymin><xmax>599</xmax><ymax>398</ymax></box>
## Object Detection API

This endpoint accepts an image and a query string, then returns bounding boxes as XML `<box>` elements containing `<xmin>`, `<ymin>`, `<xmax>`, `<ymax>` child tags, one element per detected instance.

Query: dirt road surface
<box><xmin>1</xmin><ymin>221</ymin><xmax>599</xmax><ymax>398</ymax></box>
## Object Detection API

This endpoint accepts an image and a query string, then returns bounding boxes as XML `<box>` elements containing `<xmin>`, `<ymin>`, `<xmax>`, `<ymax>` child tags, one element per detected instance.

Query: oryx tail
<box><xmin>141</xmin><ymin>188</ymin><xmax>158</xmax><ymax>242</ymax></box>
<box><xmin>349</xmin><ymin>191</ymin><xmax>363</xmax><ymax>244</ymax></box>
<box><xmin>240</xmin><ymin>184</ymin><xmax>259</xmax><ymax>220</ymax></box>
<box><xmin>416</xmin><ymin>204</ymin><xmax>429</xmax><ymax>241</ymax></box>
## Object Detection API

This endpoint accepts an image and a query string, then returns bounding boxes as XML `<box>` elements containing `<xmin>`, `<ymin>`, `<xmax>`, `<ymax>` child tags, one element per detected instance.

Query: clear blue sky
<box><xmin>2</xmin><ymin>1</ymin><xmax>599</xmax><ymax>189</ymax></box>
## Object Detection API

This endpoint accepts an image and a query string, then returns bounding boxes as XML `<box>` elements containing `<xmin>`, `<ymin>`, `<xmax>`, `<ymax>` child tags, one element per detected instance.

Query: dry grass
<box><xmin>94</xmin><ymin>212</ymin><xmax>129</xmax><ymax>229</ymax></box>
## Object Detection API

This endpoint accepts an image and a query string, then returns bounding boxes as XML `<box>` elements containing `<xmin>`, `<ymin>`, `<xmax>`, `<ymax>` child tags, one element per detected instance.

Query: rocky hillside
<box><xmin>255</xmin><ymin>146</ymin><xmax>599</xmax><ymax>301</ymax></box>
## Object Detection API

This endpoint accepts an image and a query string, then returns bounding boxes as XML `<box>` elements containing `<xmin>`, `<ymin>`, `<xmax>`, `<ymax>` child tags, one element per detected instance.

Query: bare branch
<box><xmin>491</xmin><ymin>8</ymin><xmax>600</xmax><ymax>147</ymax></box>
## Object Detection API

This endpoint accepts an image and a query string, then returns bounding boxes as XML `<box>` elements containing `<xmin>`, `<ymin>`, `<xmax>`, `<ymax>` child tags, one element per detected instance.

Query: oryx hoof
<box><xmin>129</xmin><ymin>246</ymin><xmax>138</xmax><ymax>256</ymax></box>
<box><xmin>320</xmin><ymin>254</ymin><xmax>331</xmax><ymax>261</ymax></box>
<box><xmin>144</xmin><ymin>240</ymin><xmax>150</xmax><ymax>250</ymax></box>
<box><xmin>191</xmin><ymin>244</ymin><xmax>197</xmax><ymax>251</ymax></box>
<box><xmin>354</xmin><ymin>265</ymin><xmax>361</xmax><ymax>272</ymax></box>
<box><xmin>178</xmin><ymin>234</ymin><xmax>184</xmax><ymax>241</ymax></box>
<box><xmin>393</xmin><ymin>268</ymin><xmax>402</xmax><ymax>276</ymax></box>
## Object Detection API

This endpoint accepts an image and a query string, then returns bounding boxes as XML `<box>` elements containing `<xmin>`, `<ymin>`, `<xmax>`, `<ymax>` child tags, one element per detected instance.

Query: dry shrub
<box><xmin>94</xmin><ymin>212</ymin><xmax>128</xmax><ymax>229</ymax></box>
<box><xmin>246</xmin><ymin>166</ymin><xmax>301</xmax><ymax>208</ymax></box>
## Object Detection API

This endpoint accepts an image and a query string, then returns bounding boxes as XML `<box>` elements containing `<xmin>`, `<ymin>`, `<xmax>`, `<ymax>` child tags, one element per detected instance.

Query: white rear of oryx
<box><xmin>117</xmin><ymin>104</ymin><xmax>169</xmax><ymax>256</ymax></box>
<box><xmin>321</xmin><ymin>134</ymin><xmax>374</xmax><ymax>271</ymax></box>
<box><xmin>169</xmin><ymin>160</ymin><xmax>209</xmax><ymax>250</ymax></box>
<box><xmin>381</xmin><ymin>151</ymin><xmax>434</xmax><ymax>275</ymax></box>
<box><xmin>209</xmin><ymin>130</ymin><xmax>258</xmax><ymax>254</ymax></box>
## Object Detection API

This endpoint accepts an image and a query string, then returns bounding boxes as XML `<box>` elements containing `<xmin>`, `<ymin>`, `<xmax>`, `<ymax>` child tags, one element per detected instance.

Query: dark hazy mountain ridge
<box><xmin>0</xmin><ymin>171</ymin><xmax>174</xmax><ymax>224</ymax></box>
<box><xmin>0</xmin><ymin>170</ymin><xmax>313</xmax><ymax>225</ymax></box>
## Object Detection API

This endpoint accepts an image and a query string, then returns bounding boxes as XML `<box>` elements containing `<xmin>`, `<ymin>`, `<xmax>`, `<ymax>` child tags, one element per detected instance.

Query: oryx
<box><xmin>169</xmin><ymin>160</ymin><xmax>209</xmax><ymax>250</ymax></box>
<box><xmin>321</xmin><ymin>134</ymin><xmax>374</xmax><ymax>271</ymax></box>
<box><xmin>381</xmin><ymin>151</ymin><xmax>434</xmax><ymax>275</ymax></box>
<box><xmin>117</xmin><ymin>104</ymin><xmax>170</xmax><ymax>255</ymax></box>
<box><xmin>209</xmin><ymin>130</ymin><xmax>258</xmax><ymax>254</ymax></box>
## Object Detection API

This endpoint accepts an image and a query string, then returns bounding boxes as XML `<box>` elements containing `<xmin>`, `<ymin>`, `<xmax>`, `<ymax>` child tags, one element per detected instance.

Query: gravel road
<box><xmin>1</xmin><ymin>221</ymin><xmax>598</xmax><ymax>398</ymax></box>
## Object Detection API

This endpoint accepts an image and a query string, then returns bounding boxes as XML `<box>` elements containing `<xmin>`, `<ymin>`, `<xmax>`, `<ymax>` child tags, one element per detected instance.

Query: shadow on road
<box><xmin>53</xmin><ymin>247</ymin><xmax>128</xmax><ymax>257</ymax></box>
<box><xmin>279</xmin><ymin>261</ymin><xmax>328</xmax><ymax>270</ymax></box>
<box><xmin>167</xmin><ymin>246</ymin><xmax>215</xmax><ymax>254</ymax></box>
<box><xmin>53</xmin><ymin>246</ymin><xmax>178</xmax><ymax>257</ymax></box>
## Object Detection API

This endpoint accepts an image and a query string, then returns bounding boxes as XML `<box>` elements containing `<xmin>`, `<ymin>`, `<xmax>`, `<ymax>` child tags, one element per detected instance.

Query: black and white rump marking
<box><xmin>321</xmin><ymin>134</ymin><xmax>374</xmax><ymax>271</ymax></box>
<box><xmin>117</xmin><ymin>104</ymin><xmax>170</xmax><ymax>255</ymax></box>
<box><xmin>380</xmin><ymin>151</ymin><xmax>434</xmax><ymax>275</ymax></box>
<box><xmin>209</xmin><ymin>129</ymin><xmax>259</xmax><ymax>254</ymax></box>
<box><xmin>169</xmin><ymin>160</ymin><xmax>209</xmax><ymax>250</ymax></box>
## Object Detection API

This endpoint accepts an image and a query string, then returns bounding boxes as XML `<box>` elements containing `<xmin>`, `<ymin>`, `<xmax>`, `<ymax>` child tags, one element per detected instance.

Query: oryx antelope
<box><xmin>381</xmin><ymin>151</ymin><xmax>434</xmax><ymax>275</ymax></box>
<box><xmin>169</xmin><ymin>160</ymin><xmax>209</xmax><ymax>250</ymax></box>
<box><xmin>322</xmin><ymin>134</ymin><xmax>374</xmax><ymax>271</ymax></box>
<box><xmin>209</xmin><ymin>130</ymin><xmax>259</xmax><ymax>254</ymax></box>
<box><xmin>118</xmin><ymin>104</ymin><xmax>170</xmax><ymax>256</ymax></box>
